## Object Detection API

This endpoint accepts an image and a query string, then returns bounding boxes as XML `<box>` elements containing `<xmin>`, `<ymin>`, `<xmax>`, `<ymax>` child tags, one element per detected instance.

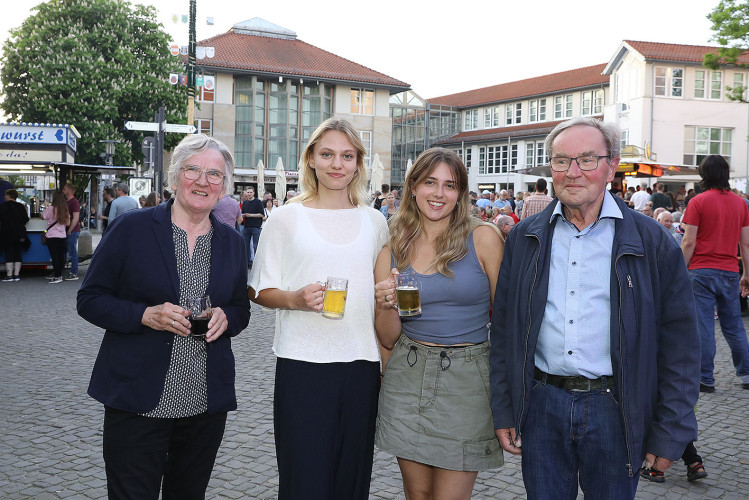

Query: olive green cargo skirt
<box><xmin>375</xmin><ymin>334</ymin><xmax>503</xmax><ymax>471</ymax></box>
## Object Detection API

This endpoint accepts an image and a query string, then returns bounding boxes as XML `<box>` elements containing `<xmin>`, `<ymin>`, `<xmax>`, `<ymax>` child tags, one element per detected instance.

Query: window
<box><xmin>683</xmin><ymin>126</ymin><xmax>732</xmax><ymax>165</ymax></box>
<box><xmin>654</xmin><ymin>67</ymin><xmax>683</xmax><ymax>97</ymax></box>
<box><xmin>464</xmin><ymin>148</ymin><xmax>472</xmax><ymax>171</ymax></box>
<box><xmin>484</xmin><ymin>106</ymin><xmax>500</xmax><ymax>128</ymax></box>
<box><xmin>483</xmin><ymin>144</ymin><xmax>518</xmax><ymax>174</ymax></box>
<box><xmin>235</xmin><ymin>77</ymin><xmax>330</xmax><ymax>170</ymax></box>
<box><xmin>694</xmin><ymin>70</ymin><xmax>722</xmax><ymax>100</ymax></box>
<box><xmin>525</xmin><ymin>143</ymin><xmax>535</xmax><ymax>168</ymax></box>
<box><xmin>582</xmin><ymin>89</ymin><xmax>603</xmax><ymax>115</ymax></box>
<box><xmin>464</xmin><ymin>109</ymin><xmax>478</xmax><ymax>130</ymax></box>
<box><xmin>197</xmin><ymin>75</ymin><xmax>215</xmax><ymax>102</ymax></box>
<box><xmin>620</xmin><ymin>129</ymin><xmax>629</xmax><ymax>150</ymax></box>
<box><xmin>478</xmin><ymin>147</ymin><xmax>486</xmax><ymax>174</ymax></box>
<box><xmin>350</xmin><ymin>88</ymin><xmax>374</xmax><ymax>115</ymax></box>
<box><xmin>506</xmin><ymin>103</ymin><xmax>521</xmax><ymax>125</ymax></box>
<box><xmin>732</xmin><ymin>72</ymin><xmax>747</xmax><ymax>101</ymax></box>
<box><xmin>359</xmin><ymin>131</ymin><xmax>372</xmax><ymax>168</ymax></box>
<box><xmin>195</xmin><ymin>119</ymin><xmax>212</xmax><ymax>136</ymax></box>
<box><xmin>529</xmin><ymin>99</ymin><xmax>547</xmax><ymax>122</ymax></box>
<box><xmin>554</xmin><ymin>95</ymin><xmax>573</xmax><ymax>119</ymax></box>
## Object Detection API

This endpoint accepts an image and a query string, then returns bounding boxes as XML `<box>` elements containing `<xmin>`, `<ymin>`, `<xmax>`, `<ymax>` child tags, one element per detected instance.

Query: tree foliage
<box><xmin>703</xmin><ymin>0</ymin><xmax>749</xmax><ymax>101</ymax></box>
<box><xmin>0</xmin><ymin>0</ymin><xmax>188</xmax><ymax>165</ymax></box>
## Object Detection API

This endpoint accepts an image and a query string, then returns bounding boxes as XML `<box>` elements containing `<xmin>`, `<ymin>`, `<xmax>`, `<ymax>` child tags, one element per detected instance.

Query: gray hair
<box><xmin>672</xmin><ymin>211</ymin><xmax>682</xmax><ymax>222</ymax></box>
<box><xmin>656</xmin><ymin>211</ymin><xmax>673</xmax><ymax>222</ymax></box>
<box><xmin>167</xmin><ymin>134</ymin><xmax>234</xmax><ymax>193</ymax></box>
<box><xmin>117</xmin><ymin>182</ymin><xmax>129</xmax><ymax>194</ymax></box>
<box><xmin>545</xmin><ymin>117</ymin><xmax>621</xmax><ymax>162</ymax></box>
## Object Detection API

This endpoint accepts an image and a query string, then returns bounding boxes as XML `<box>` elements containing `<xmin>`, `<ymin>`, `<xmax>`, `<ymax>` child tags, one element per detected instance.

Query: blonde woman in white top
<box><xmin>248</xmin><ymin>118</ymin><xmax>389</xmax><ymax>500</ymax></box>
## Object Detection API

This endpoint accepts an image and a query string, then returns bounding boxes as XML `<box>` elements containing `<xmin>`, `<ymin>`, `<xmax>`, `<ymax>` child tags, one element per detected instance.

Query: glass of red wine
<box><xmin>188</xmin><ymin>295</ymin><xmax>212</xmax><ymax>339</ymax></box>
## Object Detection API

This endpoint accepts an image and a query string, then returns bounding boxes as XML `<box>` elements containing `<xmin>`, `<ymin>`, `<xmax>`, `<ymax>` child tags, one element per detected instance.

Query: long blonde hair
<box><xmin>293</xmin><ymin>118</ymin><xmax>369</xmax><ymax>206</ymax></box>
<box><xmin>390</xmin><ymin>147</ymin><xmax>485</xmax><ymax>278</ymax></box>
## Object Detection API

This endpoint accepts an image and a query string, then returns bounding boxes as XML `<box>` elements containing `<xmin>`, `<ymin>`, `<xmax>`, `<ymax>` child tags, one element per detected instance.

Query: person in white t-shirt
<box><xmin>248</xmin><ymin>118</ymin><xmax>389</xmax><ymax>500</ymax></box>
<box><xmin>630</xmin><ymin>182</ymin><xmax>651</xmax><ymax>211</ymax></box>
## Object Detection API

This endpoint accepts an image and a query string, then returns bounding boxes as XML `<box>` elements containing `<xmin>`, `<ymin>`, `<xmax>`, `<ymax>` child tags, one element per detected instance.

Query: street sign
<box><xmin>142</xmin><ymin>137</ymin><xmax>154</xmax><ymax>168</ymax></box>
<box><xmin>164</xmin><ymin>124</ymin><xmax>196</xmax><ymax>134</ymax></box>
<box><xmin>125</xmin><ymin>121</ymin><xmax>158</xmax><ymax>132</ymax></box>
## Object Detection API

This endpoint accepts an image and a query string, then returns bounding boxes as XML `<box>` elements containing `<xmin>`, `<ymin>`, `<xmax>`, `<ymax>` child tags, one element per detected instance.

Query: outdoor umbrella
<box><xmin>275</xmin><ymin>157</ymin><xmax>286</xmax><ymax>206</ymax></box>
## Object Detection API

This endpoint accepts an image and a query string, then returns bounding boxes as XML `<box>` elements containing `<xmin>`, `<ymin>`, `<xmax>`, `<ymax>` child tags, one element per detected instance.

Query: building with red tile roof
<box><xmin>389</xmin><ymin>40</ymin><xmax>749</xmax><ymax>198</ymax></box>
<box><xmin>188</xmin><ymin>18</ymin><xmax>409</xmax><ymax>195</ymax></box>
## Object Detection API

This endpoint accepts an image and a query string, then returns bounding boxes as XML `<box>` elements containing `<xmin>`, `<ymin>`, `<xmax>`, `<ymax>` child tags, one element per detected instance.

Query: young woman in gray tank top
<box><xmin>373</xmin><ymin>147</ymin><xmax>505</xmax><ymax>499</ymax></box>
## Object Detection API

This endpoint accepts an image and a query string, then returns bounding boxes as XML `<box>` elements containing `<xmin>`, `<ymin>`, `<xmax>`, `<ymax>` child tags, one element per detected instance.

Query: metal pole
<box><xmin>187</xmin><ymin>0</ymin><xmax>196</xmax><ymax>126</ymax></box>
<box><xmin>155</xmin><ymin>107</ymin><xmax>166</xmax><ymax>193</ymax></box>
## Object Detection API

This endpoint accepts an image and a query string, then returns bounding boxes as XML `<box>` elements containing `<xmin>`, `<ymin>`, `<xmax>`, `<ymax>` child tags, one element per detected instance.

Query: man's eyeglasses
<box><xmin>549</xmin><ymin>155</ymin><xmax>610</xmax><ymax>172</ymax></box>
<box><xmin>181</xmin><ymin>165</ymin><xmax>225</xmax><ymax>185</ymax></box>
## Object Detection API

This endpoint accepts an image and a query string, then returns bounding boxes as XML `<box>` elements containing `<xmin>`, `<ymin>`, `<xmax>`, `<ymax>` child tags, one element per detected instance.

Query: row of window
<box><xmin>654</xmin><ymin>67</ymin><xmax>747</xmax><ymax>100</ymax></box>
<box><xmin>463</xmin><ymin>90</ymin><xmax>603</xmax><ymax>131</ymax></box>
<box><xmin>452</xmin><ymin>125</ymin><xmax>732</xmax><ymax>175</ymax></box>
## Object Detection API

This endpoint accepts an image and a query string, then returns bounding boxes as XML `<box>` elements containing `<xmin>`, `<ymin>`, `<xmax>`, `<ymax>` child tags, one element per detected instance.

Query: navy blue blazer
<box><xmin>78</xmin><ymin>199</ymin><xmax>250</xmax><ymax>414</ymax></box>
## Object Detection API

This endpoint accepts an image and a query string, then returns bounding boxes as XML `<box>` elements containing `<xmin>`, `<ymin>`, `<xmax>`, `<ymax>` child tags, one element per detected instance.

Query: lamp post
<box><xmin>99</xmin><ymin>139</ymin><xmax>120</xmax><ymax>166</ymax></box>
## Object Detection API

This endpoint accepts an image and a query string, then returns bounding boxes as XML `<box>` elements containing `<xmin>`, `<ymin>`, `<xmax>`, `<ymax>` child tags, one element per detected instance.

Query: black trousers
<box><xmin>102</xmin><ymin>407</ymin><xmax>227</xmax><ymax>500</ymax></box>
<box><xmin>274</xmin><ymin>358</ymin><xmax>380</xmax><ymax>500</ymax></box>
<box><xmin>46</xmin><ymin>237</ymin><xmax>66</xmax><ymax>278</ymax></box>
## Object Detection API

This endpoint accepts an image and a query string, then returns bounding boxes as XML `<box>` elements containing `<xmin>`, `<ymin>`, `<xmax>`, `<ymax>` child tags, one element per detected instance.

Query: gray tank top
<box><xmin>399</xmin><ymin>232</ymin><xmax>491</xmax><ymax>344</ymax></box>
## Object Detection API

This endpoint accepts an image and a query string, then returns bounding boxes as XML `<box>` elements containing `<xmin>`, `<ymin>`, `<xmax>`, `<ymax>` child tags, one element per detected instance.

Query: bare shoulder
<box><xmin>472</xmin><ymin>223</ymin><xmax>502</xmax><ymax>247</ymax></box>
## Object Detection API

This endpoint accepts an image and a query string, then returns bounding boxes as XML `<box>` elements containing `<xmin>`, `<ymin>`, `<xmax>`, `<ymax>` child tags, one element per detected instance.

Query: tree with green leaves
<box><xmin>703</xmin><ymin>0</ymin><xmax>749</xmax><ymax>101</ymax></box>
<box><xmin>0</xmin><ymin>0</ymin><xmax>188</xmax><ymax>165</ymax></box>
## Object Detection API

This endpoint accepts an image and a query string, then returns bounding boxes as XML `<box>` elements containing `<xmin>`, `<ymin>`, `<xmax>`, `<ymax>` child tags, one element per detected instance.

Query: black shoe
<box><xmin>686</xmin><ymin>462</ymin><xmax>707</xmax><ymax>481</ymax></box>
<box><xmin>699</xmin><ymin>383</ymin><xmax>715</xmax><ymax>393</ymax></box>
<box><xmin>743</xmin><ymin>383</ymin><xmax>749</xmax><ymax>390</ymax></box>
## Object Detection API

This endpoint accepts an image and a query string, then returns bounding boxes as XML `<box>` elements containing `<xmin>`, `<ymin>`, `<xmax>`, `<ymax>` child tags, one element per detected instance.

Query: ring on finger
<box><xmin>171</xmin><ymin>319</ymin><xmax>175</xmax><ymax>327</ymax></box>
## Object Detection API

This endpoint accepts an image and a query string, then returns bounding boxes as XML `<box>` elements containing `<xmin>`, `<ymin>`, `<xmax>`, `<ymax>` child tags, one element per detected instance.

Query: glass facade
<box><xmin>389</xmin><ymin>91</ymin><xmax>460</xmax><ymax>186</ymax></box>
<box><xmin>235</xmin><ymin>77</ymin><xmax>332</xmax><ymax>170</ymax></box>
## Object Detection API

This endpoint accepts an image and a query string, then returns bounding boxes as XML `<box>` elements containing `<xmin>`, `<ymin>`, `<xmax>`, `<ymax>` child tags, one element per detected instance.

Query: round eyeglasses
<box><xmin>181</xmin><ymin>165</ymin><xmax>225</xmax><ymax>185</ymax></box>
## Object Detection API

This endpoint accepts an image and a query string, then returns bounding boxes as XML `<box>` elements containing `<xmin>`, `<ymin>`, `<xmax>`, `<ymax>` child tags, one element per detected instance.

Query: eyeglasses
<box><xmin>181</xmin><ymin>165</ymin><xmax>225</xmax><ymax>185</ymax></box>
<box><xmin>549</xmin><ymin>155</ymin><xmax>610</xmax><ymax>172</ymax></box>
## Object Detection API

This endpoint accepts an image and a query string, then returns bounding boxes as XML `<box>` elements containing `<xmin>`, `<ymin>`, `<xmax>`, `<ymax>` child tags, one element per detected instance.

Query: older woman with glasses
<box><xmin>77</xmin><ymin>134</ymin><xmax>250</xmax><ymax>500</ymax></box>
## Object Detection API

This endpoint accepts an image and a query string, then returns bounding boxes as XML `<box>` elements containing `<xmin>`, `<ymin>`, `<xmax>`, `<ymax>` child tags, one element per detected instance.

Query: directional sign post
<box><xmin>165</xmin><ymin>124</ymin><xmax>196</xmax><ymax>134</ymax></box>
<box><xmin>124</xmin><ymin>121</ymin><xmax>159</xmax><ymax>132</ymax></box>
<box><xmin>124</xmin><ymin>109</ymin><xmax>198</xmax><ymax>192</ymax></box>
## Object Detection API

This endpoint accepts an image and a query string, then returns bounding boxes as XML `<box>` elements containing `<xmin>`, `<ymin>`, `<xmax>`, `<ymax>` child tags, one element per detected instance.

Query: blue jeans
<box><xmin>242</xmin><ymin>226</ymin><xmax>261</xmax><ymax>266</ymax></box>
<box><xmin>66</xmin><ymin>231</ymin><xmax>80</xmax><ymax>275</ymax></box>
<box><xmin>521</xmin><ymin>379</ymin><xmax>638</xmax><ymax>500</ymax></box>
<box><xmin>689</xmin><ymin>268</ymin><xmax>749</xmax><ymax>386</ymax></box>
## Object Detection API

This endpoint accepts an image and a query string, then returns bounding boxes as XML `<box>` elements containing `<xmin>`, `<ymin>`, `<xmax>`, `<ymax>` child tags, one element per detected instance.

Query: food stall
<box><xmin>0</xmin><ymin>122</ymin><xmax>134</xmax><ymax>266</ymax></box>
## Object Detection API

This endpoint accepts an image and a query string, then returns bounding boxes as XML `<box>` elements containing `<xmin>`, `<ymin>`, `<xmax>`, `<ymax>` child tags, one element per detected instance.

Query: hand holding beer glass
<box><xmin>321</xmin><ymin>277</ymin><xmax>348</xmax><ymax>319</ymax></box>
<box><xmin>395</xmin><ymin>273</ymin><xmax>421</xmax><ymax>317</ymax></box>
<box><xmin>188</xmin><ymin>295</ymin><xmax>212</xmax><ymax>338</ymax></box>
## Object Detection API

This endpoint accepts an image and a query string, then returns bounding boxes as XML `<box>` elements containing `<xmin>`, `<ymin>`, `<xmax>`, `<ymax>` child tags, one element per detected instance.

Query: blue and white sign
<box><xmin>0</xmin><ymin>123</ymin><xmax>80</xmax><ymax>152</ymax></box>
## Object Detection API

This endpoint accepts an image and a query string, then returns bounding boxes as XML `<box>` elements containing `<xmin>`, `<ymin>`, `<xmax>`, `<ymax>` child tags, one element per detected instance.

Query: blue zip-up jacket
<box><xmin>489</xmin><ymin>195</ymin><xmax>699</xmax><ymax>474</ymax></box>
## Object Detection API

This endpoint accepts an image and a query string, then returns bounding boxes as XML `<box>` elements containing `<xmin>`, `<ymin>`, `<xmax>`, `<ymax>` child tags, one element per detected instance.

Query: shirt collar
<box><xmin>550</xmin><ymin>190</ymin><xmax>623</xmax><ymax>224</ymax></box>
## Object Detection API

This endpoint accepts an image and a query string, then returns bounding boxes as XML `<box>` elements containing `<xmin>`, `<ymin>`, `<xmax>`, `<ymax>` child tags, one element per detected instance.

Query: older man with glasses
<box><xmin>490</xmin><ymin>117</ymin><xmax>699</xmax><ymax>499</ymax></box>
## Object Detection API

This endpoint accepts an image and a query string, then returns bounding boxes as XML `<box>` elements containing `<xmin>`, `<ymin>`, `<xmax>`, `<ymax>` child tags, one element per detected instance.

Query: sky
<box><xmin>0</xmin><ymin>0</ymin><xmax>723</xmax><ymax>101</ymax></box>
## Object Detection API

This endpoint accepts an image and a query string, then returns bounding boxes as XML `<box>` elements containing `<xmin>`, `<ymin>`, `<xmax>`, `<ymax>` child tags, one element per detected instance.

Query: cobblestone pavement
<box><xmin>2</xmin><ymin>263</ymin><xmax>749</xmax><ymax>499</ymax></box>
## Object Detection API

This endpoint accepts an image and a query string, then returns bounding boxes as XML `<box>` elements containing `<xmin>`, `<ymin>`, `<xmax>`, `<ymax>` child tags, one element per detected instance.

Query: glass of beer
<box><xmin>396</xmin><ymin>273</ymin><xmax>421</xmax><ymax>317</ymax></box>
<box><xmin>322</xmin><ymin>277</ymin><xmax>348</xmax><ymax>319</ymax></box>
<box><xmin>189</xmin><ymin>295</ymin><xmax>212</xmax><ymax>338</ymax></box>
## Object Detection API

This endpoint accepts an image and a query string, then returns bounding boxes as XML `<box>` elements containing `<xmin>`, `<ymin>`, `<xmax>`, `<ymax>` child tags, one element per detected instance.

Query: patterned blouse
<box><xmin>144</xmin><ymin>223</ymin><xmax>214</xmax><ymax>418</ymax></box>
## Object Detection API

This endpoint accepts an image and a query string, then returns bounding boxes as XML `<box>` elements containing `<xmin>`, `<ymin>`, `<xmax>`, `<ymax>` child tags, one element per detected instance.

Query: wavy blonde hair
<box><xmin>390</xmin><ymin>147</ymin><xmax>490</xmax><ymax>278</ymax></box>
<box><xmin>292</xmin><ymin>118</ymin><xmax>369</xmax><ymax>206</ymax></box>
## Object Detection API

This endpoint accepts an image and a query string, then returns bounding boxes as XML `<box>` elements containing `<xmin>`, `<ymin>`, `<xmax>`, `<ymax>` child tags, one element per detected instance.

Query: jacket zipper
<box><xmin>615</xmin><ymin>252</ymin><xmax>642</xmax><ymax>478</ymax></box>
<box><xmin>518</xmin><ymin>233</ymin><xmax>542</xmax><ymax>439</ymax></box>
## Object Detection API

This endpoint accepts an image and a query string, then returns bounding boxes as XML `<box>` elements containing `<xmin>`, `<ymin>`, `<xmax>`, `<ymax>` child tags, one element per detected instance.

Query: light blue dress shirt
<box><xmin>535</xmin><ymin>191</ymin><xmax>623</xmax><ymax>378</ymax></box>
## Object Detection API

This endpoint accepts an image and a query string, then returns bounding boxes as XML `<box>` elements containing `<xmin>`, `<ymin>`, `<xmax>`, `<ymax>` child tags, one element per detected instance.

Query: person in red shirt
<box><xmin>681</xmin><ymin>154</ymin><xmax>749</xmax><ymax>393</ymax></box>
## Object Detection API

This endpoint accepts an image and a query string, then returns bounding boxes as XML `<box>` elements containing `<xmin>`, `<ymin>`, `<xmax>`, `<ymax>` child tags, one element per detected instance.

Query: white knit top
<box><xmin>248</xmin><ymin>202</ymin><xmax>390</xmax><ymax>363</ymax></box>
